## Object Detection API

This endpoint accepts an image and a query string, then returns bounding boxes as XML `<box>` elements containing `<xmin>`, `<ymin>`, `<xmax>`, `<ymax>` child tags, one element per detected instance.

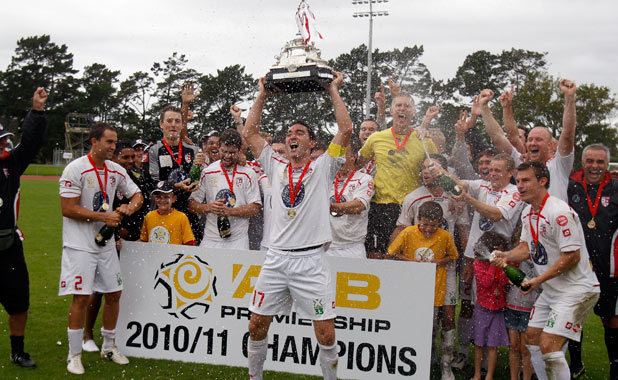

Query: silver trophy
<box><xmin>265</xmin><ymin>2</ymin><xmax>333</xmax><ymax>93</ymax></box>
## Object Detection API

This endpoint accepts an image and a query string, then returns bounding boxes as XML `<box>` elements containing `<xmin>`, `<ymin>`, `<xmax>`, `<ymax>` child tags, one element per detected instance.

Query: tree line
<box><xmin>0</xmin><ymin>35</ymin><xmax>616</xmax><ymax>164</ymax></box>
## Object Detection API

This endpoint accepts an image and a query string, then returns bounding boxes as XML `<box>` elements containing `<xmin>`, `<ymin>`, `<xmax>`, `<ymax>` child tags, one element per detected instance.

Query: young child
<box><xmin>140</xmin><ymin>181</ymin><xmax>196</xmax><ymax>245</ymax></box>
<box><xmin>472</xmin><ymin>231</ymin><xmax>511</xmax><ymax>380</ymax></box>
<box><xmin>387</xmin><ymin>201</ymin><xmax>458</xmax><ymax>380</ymax></box>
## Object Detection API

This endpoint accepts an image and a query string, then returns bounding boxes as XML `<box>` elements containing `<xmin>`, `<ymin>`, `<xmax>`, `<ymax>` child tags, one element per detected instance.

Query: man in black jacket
<box><xmin>0</xmin><ymin>87</ymin><xmax>48</xmax><ymax>368</ymax></box>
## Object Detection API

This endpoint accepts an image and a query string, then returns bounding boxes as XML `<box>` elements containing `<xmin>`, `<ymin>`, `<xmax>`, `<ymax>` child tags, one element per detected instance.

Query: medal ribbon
<box><xmin>288</xmin><ymin>160</ymin><xmax>312</xmax><ymax>207</ymax></box>
<box><xmin>333</xmin><ymin>170</ymin><xmax>356</xmax><ymax>203</ymax></box>
<box><xmin>162</xmin><ymin>138</ymin><xmax>183</xmax><ymax>165</ymax></box>
<box><xmin>87</xmin><ymin>153</ymin><xmax>109</xmax><ymax>206</ymax></box>
<box><xmin>582</xmin><ymin>176</ymin><xmax>609</xmax><ymax>220</ymax></box>
<box><xmin>390</xmin><ymin>127</ymin><xmax>413</xmax><ymax>151</ymax></box>
<box><xmin>529</xmin><ymin>192</ymin><xmax>550</xmax><ymax>249</ymax></box>
<box><xmin>220</xmin><ymin>162</ymin><xmax>238</xmax><ymax>195</ymax></box>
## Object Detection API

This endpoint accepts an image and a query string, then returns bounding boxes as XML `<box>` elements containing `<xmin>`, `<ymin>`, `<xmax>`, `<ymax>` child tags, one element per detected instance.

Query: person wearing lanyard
<box><xmin>568</xmin><ymin>143</ymin><xmax>618</xmax><ymax>379</ymax></box>
<box><xmin>325</xmin><ymin>144</ymin><xmax>374</xmax><ymax>259</ymax></box>
<box><xmin>491</xmin><ymin>161</ymin><xmax>600</xmax><ymax>380</ymax></box>
<box><xmin>59</xmin><ymin>123</ymin><xmax>144</xmax><ymax>375</ymax></box>
<box><xmin>188</xmin><ymin>129</ymin><xmax>261</xmax><ymax>249</ymax></box>
<box><xmin>242</xmin><ymin>71</ymin><xmax>352</xmax><ymax>380</ymax></box>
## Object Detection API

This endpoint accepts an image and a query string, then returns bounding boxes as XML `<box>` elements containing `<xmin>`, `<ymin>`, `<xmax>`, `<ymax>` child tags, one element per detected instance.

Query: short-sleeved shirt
<box><xmin>60</xmin><ymin>155</ymin><xmax>140</xmax><ymax>253</ymax></box>
<box><xmin>520</xmin><ymin>195</ymin><xmax>600</xmax><ymax>298</ymax></box>
<box><xmin>463</xmin><ymin>180</ymin><xmax>525</xmax><ymax>259</ymax></box>
<box><xmin>258</xmin><ymin>144</ymin><xmax>344</xmax><ymax>251</ymax></box>
<box><xmin>387</xmin><ymin>226</ymin><xmax>458</xmax><ymax>306</ymax></box>
<box><xmin>140</xmin><ymin>209</ymin><xmax>195</xmax><ymax>245</ymax></box>
<box><xmin>329</xmin><ymin>170</ymin><xmax>375</xmax><ymax>247</ymax></box>
<box><xmin>359</xmin><ymin>128</ymin><xmax>436</xmax><ymax>204</ymax></box>
<box><xmin>190</xmin><ymin>160</ymin><xmax>261</xmax><ymax>244</ymax></box>
<box><xmin>512</xmin><ymin>147</ymin><xmax>574</xmax><ymax>203</ymax></box>
<box><xmin>397</xmin><ymin>186</ymin><xmax>469</xmax><ymax>235</ymax></box>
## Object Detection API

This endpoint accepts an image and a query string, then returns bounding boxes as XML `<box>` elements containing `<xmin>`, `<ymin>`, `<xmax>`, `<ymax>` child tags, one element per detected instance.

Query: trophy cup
<box><xmin>265</xmin><ymin>1</ymin><xmax>334</xmax><ymax>93</ymax></box>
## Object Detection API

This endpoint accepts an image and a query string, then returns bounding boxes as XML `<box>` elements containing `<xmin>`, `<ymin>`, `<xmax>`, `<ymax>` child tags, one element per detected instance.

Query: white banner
<box><xmin>117</xmin><ymin>241</ymin><xmax>436</xmax><ymax>379</ymax></box>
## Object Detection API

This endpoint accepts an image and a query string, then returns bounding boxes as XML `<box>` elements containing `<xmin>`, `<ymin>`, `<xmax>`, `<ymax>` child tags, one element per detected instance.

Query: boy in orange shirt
<box><xmin>387</xmin><ymin>201</ymin><xmax>458</xmax><ymax>379</ymax></box>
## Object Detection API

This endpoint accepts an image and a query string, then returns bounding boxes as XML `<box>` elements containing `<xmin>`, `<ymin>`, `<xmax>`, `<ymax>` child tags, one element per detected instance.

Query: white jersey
<box><xmin>60</xmin><ymin>155</ymin><xmax>140</xmax><ymax>253</ymax></box>
<box><xmin>258</xmin><ymin>145</ymin><xmax>343</xmax><ymax>251</ymax></box>
<box><xmin>397</xmin><ymin>186</ymin><xmax>469</xmax><ymax>235</ymax></box>
<box><xmin>511</xmin><ymin>147</ymin><xmax>574</xmax><ymax>202</ymax></box>
<box><xmin>258</xmin><ymin>174</ymin><xmax>272</xmax><ymax>249</ymax></box>
<box><xmin>520</xmin><ymin>195</ymin><xmax>600</xmax><ymax>298</ymax></box>
<box><xmin>329</xmin><ymin>170</ymin><xmax>374</xmax><ymax>248</ymax></box>
<box><xmin>190</xmin><ymin>160</ymin><xmax>261</xmax><ymax>244</ymax></box>
<box><xmin>463</xmin><ymin>180</ymin><xmax>525</xmax><ymax>258</ymax></box>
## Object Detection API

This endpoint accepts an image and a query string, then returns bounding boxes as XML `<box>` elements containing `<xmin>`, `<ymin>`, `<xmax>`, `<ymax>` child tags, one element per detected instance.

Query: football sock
<box><xmin>318</xmin><ymin>342</ymin><xmax>338</xmax><ymax>380</ymax></box>
<box><xmin>527</xmin><ymin>345</ymin><xmax>548</xmax><ymax>380</ymax></box>
<box><xmin>543</xmin><ymin>351</ymin><xmax>570</xmax><ymax>380</ymax></box>
<box><xmin>605</xmin><ymin>327</ymin><xmax>618</xmax><ymax>380</ymax></box>
<box><xmin>248</xmin><ymin>337</ymin><xmax>268</xmax><ymax>380</ymax></box>
<box><xmin>68</xmin><ymin>328</ymin><xmax>84</xmax><ymax>356</ymax></box>
<box><xmin>101</xmin><ymin>328</ymin><xmax>116</xmax><ymax>350</ymax></box>
<box><xmin>10</xmin><ymin>335</ymin><xmax>24</xmax><ymax>355</ymax></box>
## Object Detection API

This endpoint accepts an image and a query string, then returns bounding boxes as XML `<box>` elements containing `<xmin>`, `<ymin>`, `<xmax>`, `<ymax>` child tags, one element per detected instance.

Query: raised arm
<box><xmin>451</xmin><ymin>110</ymin><xmax>479</xmax><ymax>180</ymax></box>
<box><xmin>243</xmin><ymin>77</ymin><xmax>269</xmax><ymax>159</ymax></box>
<box><xmin>558</xmin><ymin>79</ymin><xmax>577</xmax><ymax>157</ymax></box>
<box><xmin>499</xmin><ymin>91</ymin><xmax>525</xmax><ymax>154</ymax></box>
<box><xmin>11</xmin><ymin>87</ymin><xmax>48</xmax><ymax>175</ymax></box>
<box><xmin>374</xmin><ymin>84</ymin><xmax>386</xmax><ymax>129</ymax></box>
<box><xmin>478</xmin><ymin>89</ymin><xmax>515</xmax><ymax>154</ymax></box>
<box><xmin>230</xmin><ymin>104</ymin><xmax>244</xmax><ymax>133</ymax></box>
<box><xmin>419</xmin><ymin>105</ymin><xmax>440</xmax><ymax>130</ymax></box>
<box><xmin>328</xmin><ymin>71</ymin><xmax>353</xmax><ymax>148</ymax></box>
<box><xmin>180</xmin><ymin>82</ymin><xmax>196</xmax><ymax>145</ymax></box>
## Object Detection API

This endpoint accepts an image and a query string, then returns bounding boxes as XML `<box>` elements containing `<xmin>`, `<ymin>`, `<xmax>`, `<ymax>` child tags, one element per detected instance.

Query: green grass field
<box><xmin>0</xmin><ymin>179</ymin><xmax>609</xmax><ymax>379</ymax></box>
<box><xmin>22</xmin><ymin>164</ymin><xmax>65</xmax><ymax>176</ymax></box>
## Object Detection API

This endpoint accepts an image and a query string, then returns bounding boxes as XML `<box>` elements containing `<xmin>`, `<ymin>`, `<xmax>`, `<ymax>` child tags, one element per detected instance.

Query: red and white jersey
<box><xmin>258</xmin><ymin>145</ymin><xmax>343</xmax><ymax>252</ymax></box>
<box><xmin>463</xmin><ymin>180</ymin><xmax>525</xmax><ymax>258</ymax></box>
<box><xmin>520</xmin><ymin>195</ymin><xmax>600</xmax><ymax>298</ymax></box>
<box><xmin>359</xmin><ymin>159</ymin><xmax>376</xmax><ymax>177</ymax></box>
<box><xmin>246</xmin><ymin>159</ymin><xmax>264</xmax><ymax>176</ymax></box>
<box><xmin>512</xmin><ymin>147</ymin><xmax>574</xmax><ymax>203</ymax></box>
<box><xmin>60</xmin><ymin>155</ymin><xmax>140</xmax><ymax>253</ymax></box>
<box><xmin>258</xmin><ymin>174</ymin><xmax>272</xmax><ymax>249</ymax></box>
<box><xmin>397</xmin><ymin>186</ymin><xmax>469</xmax><ymax>235</ymax></box>
<box><xmin>190</xmin><ymin>160</ymin><xmax>261</xmax><ymax>244</ymax></box>
<box><xmin>329</xmin><ymin>170</ymin><xmax>374</xmax><ymax>248</ymax></box>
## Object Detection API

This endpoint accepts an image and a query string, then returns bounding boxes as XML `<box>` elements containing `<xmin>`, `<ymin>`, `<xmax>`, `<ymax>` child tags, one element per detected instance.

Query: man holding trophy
<box><xmin>242</xmin><ymin>7</ymin><xmax>353</xmax><ymax>375</ymax></box>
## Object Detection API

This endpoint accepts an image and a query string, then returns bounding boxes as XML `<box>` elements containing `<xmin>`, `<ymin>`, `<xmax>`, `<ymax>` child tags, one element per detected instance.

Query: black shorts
<box><xmin>594</xmin><ymin>280</ymin><xmax>618</xmax><ymax>318</ymax></box>
<box><xmin>364</xmin><ymin>202</ymin><xmax>401</xmax><ymax>254</ymax></box>
<box><xmin>0</xmin><ymin>235</ymin><xmax>30</xmax><ymax>315</ymax></box>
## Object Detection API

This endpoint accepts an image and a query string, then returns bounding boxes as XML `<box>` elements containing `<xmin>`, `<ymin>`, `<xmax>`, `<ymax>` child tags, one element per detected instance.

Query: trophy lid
<box><xmin>273</xmin><ymin>33</ymin><xmax>329</xmax><ymax>69</ymax></box>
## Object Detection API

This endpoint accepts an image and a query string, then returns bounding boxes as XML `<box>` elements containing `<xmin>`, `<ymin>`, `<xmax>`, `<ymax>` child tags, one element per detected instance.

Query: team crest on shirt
<box><xmin>86</xmin><ymin>177</ymin><xmax>96</xmax><ymax>188</ymax></box>
<box><xmin>2</xmin><ymin>168</ymin><xmax>9</xmax><ymax>177</ymax></box>
<box><xmin>92</xmin><ymin>191</ymin><xmax>110</xmax><ymax>212</ymax></box>
<box><xmin>282</xmin><ymin>184</ymin><xmax>306</xmax><ymax>208</ymax></box>
<box><xmin>540</xmin><ymin>224</ymin><xmax>547</xmax><ymax>237</ymax></box>
<box><xmin>154</xmin><ymin>254</ymin><xmax>218</xmax><ymax>319</ymax></box>
<box><xmin>479</xmin><ymin>216</ymin><xmax>494</xmax><ymax>231</ymax></box>
<box><xmin>236</xmin><ymin>177</ymin><xmax>243</xmax><ymax>186</ymax></box>
<box><xmin>530</xmin><ymin>242</ymin><xmax>548</xmax><ymax>265</ymax></box>
<box><xmin>216</xmin><ymin>189</ymin><xmax>236</xmax><ymax>207</ymax></box>
<box><xmin>601</xmin><ymin>196</ymin><xmax>610</xmax><ymax>207</ymax></box>
<box><xmin>571</xmin><ymin>194</ymin><xmax>580</xmax><ymax>203</ymax></box>
<box><xmin>150</xmin><ymin>226</ymin><xmax>171</xmax><ymax>244</ymax></box>
<box><xmin>184</xmin><ymin>153</ymin><xmax>192</xmax><ymax>163</ymax></box>
<box><xmin>110</xmin><ymin>177</ymin><xmax>116</xmax><ymax>186</ymax></box>
<box><xmin>556</xmin><ymin>215</ymin><xmax>568</xmax><ymax>226</ymax></box>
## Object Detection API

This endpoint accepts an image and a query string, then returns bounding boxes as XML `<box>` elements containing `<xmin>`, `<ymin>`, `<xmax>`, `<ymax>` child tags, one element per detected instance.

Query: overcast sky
<box><xmin>1</xmin><ymin>0</ymin><xmax>617</xmax><ymax>97</ymax></box>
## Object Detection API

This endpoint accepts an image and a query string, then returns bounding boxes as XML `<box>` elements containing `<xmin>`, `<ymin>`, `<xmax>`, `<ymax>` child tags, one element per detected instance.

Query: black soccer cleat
<box><xmin>11</xmin><ymin>352</ymin><xmax>36</xmax><ymax>368</ymax></box>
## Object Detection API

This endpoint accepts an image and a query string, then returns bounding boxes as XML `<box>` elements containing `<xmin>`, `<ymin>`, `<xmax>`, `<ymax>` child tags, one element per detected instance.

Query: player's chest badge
<box><xmin>601</xmin><ymin>196</ymin><xmax>610</xmax><ymax>208</ymax></box>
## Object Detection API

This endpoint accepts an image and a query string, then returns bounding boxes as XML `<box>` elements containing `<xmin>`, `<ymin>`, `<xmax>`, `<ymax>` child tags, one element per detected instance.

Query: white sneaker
<box><xmin>67</xmin><ymin>354</ymin><xmax>85</xmax><ymax>375</ymax></box>
<box><xmin>441</xmin><ymin>363</ymin><xmax>455</xmax><ymax>380</ymax></box>
<box><xmin>451</xmin><ymin>352</ymin><xmax>467</xmax><ymax>369</ymax></box>
<box><xmin>82</xmin><ymin>339</ymin><xmax>99</xmax><ymax>352</ymax></box>
<box><xmin>100</xmin><ymin>346</ymin><xmax>129</xmax><ymax>365</ymax></box>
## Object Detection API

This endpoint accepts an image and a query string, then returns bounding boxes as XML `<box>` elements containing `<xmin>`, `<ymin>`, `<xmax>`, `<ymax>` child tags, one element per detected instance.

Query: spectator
<box><xmin>141</xmin><ymin>181</ymin><xmax>195</xmax><ymax>245</ymax></box>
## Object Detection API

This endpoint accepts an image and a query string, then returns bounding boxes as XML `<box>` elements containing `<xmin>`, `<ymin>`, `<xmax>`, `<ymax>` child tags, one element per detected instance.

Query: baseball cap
<box><xmin>150</xmin><ymin>180</ymin><xmax>175</xmax><ymax>196</ymax></box>
<box><xmin>0</xmin><ymin>122</ymin><xmax>14</xmax><ymax>140</ymax></box>
<box><xmin>132</xmin><ymin>139</ymin><xmax>147</xmax><ymax>149</ymax></box>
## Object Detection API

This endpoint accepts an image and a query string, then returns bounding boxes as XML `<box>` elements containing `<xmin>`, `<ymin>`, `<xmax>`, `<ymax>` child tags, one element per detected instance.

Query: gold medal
<box><xmin>287</xmin><ymin>208</ymin><xmax>297</xmax><ymax>218</ymax></box>
<box><xmin>587</xmin><ymin>218</ymin><xmax>596</xmax><ymax>229</ymax></box>
<box><xmin>101</xmin><ymin>202</ymin><xmax>110</xmax><ymax>211</ymax></box>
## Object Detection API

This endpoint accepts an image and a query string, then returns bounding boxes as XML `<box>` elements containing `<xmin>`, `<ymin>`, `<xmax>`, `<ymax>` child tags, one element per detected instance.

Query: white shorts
<box><xmin>528</xmin><ymin>290</ymin><xmax>599</xmax><ymax>342</ymax></box>
<box><xmin>249</xmin><ymin>249</ymin><xmax>336</xmax><ymax>321</ymax></box>
<box><xmin>444</xmin><ymin>262</ymin><xmax>458</xmax><ymax>306</ymax></box>
<box><xmin>325</xmin><ymin>242</ymin><xmax>366</xmax><ymax>259</ymax></box>
<box><xmin>59</xmin><ymin>247</ymin><xmax>123</xmax><ymax>296</ymax></box>
<box><xmin>200</xmin><ymin>236</ymin><xmax>249</xmax><ymax>250</ymax></box>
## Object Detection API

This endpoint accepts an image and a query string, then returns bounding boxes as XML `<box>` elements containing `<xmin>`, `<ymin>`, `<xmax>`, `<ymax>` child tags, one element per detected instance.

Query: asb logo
<box><xmin>154</xmin><ymin>254</ymin><xmax>218</xmax><ymax>319</ymax></box>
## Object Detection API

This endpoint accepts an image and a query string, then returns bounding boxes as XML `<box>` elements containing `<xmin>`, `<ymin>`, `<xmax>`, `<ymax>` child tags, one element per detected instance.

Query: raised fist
<box><xmin>559</xmin><ymin>79</ymin><xmax>576</xmax><ymax>97</ymax></box>
<box><xmin>32</xmin><ymin>87</ymin><xmax>48</xmax><ymax>111</ymax></box>
<box><xmin>499</xmin><ymin>91</ymin><xmax>513</xmax><ymax>108</ymax></box>
<box><xmin>478</xmin><ymin>89</ymin><xmax>494</xmax><ymax>106</ymax></box>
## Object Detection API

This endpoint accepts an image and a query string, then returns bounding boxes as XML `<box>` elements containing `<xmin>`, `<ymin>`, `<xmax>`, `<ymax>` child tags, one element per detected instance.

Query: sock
<box><xmin>567</xmin><ymin>331</ymin><xmax>583</xmax><ymax>370</ymax></box>
<box><xmin>10</xmin><ymin>335</ymin><xmax>24</xmax><ymax>355</ymax></box>
<box><xmin>458</xmin><ymin>317</ymin><xmax>471</xmax><ymax>356</ymax></box>
<box><xmin>248</xmin><ymin>337</ymin><xmax>268</xmax><ymax>380</ymax></box>
<box><xmin>68</xmin><ymin>328</ymin><xmax>84</xmax><ymax>357</ymax></box>
<box><xmin>318</xmin><ymin>343</ymin><xmax>338</xmax><ymax>380</ymax></box>
<box><xmin>101</xmin><ymin>328</ymin><xmax>116</xmax><ymax>350</ymax></box>
<box><xmin>527</xmin><ymin>345</ymin><xmax>548</xmax><ymax>380</ymax></box>
<box><xmin>543</xmin><ymin>351</ymin><xmax>570</xmax><ymax>380</ymax></box>
<box><xmin>604</xmin><ymin>327</ymin><xmax>618</xmax><ymax>380</ymax></box>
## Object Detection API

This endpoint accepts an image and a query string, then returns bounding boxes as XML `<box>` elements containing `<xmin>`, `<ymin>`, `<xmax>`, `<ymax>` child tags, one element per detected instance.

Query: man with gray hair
<box><xmin>568</xmin><ymin>143</ymin><xmax>618</xmax><ymax>379</ymax></box>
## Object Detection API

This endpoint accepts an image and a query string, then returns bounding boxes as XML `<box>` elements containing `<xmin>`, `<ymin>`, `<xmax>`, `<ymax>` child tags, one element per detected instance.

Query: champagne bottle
<box><xmin>217</xmin><ymin>215</ymin><xmax>232</xmax><ymax>239</ymax></box>
<box><xmin>95</xmin><ymin>225</ymin><xmax>115</xmax><ymax>246</ymax></box>
<box><xmin>189</xmin><ymin>149</ymin><xmax>203</xmax><ymax>183</ymax></box>
<box><xmin>490</xmin><ymin>251</ymin><xmax>530</xmax><ymax>290</ymax></box>
<box><xmin>438</xmin><ymin>174</ymin><xmax>462</xmax><ymax>196</ymax></box>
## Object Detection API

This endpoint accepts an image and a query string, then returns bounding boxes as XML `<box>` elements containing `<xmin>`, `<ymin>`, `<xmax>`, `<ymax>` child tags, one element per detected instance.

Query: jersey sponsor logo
<box><xmin>565</xmin><ymin>321</ymin><xmax>581</xmax><ymax>333</ymax></box>
<box><xmin>571</xmin><ymin>194</ymin><xmax>580</xmax><ymax>203</ymax></box>
<box><xmin>86</xmin><ymin>176</ymin><xmax>96</xmax><ymax>188</ymax></box>
<box><xmin>562</xmin><ymin>228</ymin><xmax>571</xmax><ymax>237</ymax></box>
<box><xmin>530</xmin><ymin>242</ymin><xmax>548</xmax><ymax>265</ymax></box>
<box><xmin>110</xmin><ymin>176</ymin><xmax>116</xmax><ymax>186</ymax></box>
<box><xmin>216</xmin><ymin>189</ymin><xmax>236</xmax><ymax>207</ymax></box>
<box><xmin>93</xmin><ymin>191</ymin><xmax>110</xmax><ymax>212</ymax></box>
<box><xmin>479</xmin><ymin>216</ymin><xmax>494</xmax><ymax>231</ymax></box>
<box><xmin>540</xmin><ymin>224</ymin><xmax>547</xmax><ymax>237</ymax></box>
<box><xmin>556</xmin><ymin>215</ymin><xmax>568</xmax><ymax>226</ymax></box>
<box><xmin>154</xmin><ymin>254</ymin><xmax>218</xmax><ymax>319</ymax></box>
<box><xmin>150</xmin><ymin>226</ymin><xmax>171</xmax><ymax>244</ymax></box>
<box><xmin>63</xmin><ymin>180</ymin><xmax>72</xmax><ymax>188</ymax></box>
<box><xmin>602</xmin><ymin>196</ymin><xmax>610</xmax><ymax>207</ymax></box>
<box><xmin>512</xmin><ymin>192</ymin><xmax>521</xmax><ymax>201</ymax></box>
<box><xmin>281</xmin><ymin>184</ymin><xmax>306</xmax><ymax>208</ymax></box>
